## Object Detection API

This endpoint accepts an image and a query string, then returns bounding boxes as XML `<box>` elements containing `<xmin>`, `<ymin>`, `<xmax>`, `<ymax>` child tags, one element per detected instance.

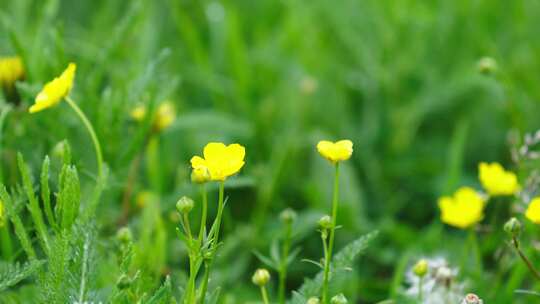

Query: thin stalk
<box><xmin>65</xmin><ymin>96</ymin><xmax>103</xmax><ymax>181</ymax></box>
<box><xmin>198</xmin><ymin>184</ymin><xmax>208</xmax><ymax>243</ymax></box>
<box><xmin>418</xmin><ymin>277</ymin><xmax>423</xmax><ymax>302</ymax></box>
<box><xmin>198</xmin><ymin>263</ymin><xmax>210</xmax><ymax>304</ymax></box>
<box><xmin>0</xmin><ymin>225</ymin><xmax>13</xmax><ymax>260</ymax></box>
<box><xmin>260</xmin><ymin>285</ymin><xmax>270</xmax><ymax>304</ymax></box>
<box><xmin>512</xmin><ymin>236</ymin><xmax>540</xmax><ymax>281</ymax></box>
<box><xmin>322</xmin><ymin>163</ymin><xmax>340</xmax><ymax>304</ymax></box>
<box><xmin>197</xmin><ymin>181</ymin><xmax>225</xmax><ymax>303</ymax></box>
<box><xmin>182</xmin><ymin>213</ymin><xmax>196</xmax><ymax>304</ymax></box>
<box><xmin>467</xmin><ymin>228</ymin><xmax>482</xmax><ymax>277</ymax></box>
<box><xmin>278</xmin><ymin>221</ymin><xmax>292</xmax><ymax>304</ymax></box>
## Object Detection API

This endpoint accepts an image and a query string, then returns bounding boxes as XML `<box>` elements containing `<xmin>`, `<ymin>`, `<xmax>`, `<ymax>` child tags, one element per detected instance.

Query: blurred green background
<box><xmin>2</xmin><ymin>0</ymin><xmax>540</xmax><ymax>303</ymax></box>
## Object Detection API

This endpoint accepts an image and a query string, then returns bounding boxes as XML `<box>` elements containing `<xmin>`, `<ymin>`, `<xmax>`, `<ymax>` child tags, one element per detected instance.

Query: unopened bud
<box><xmin>191</xmin><ymin>167</ymin><xmax>211</xmax><ymax>184</ymax></box>
<box><xmin>504</xmin><ymin>217</ymin><xmax>521</xmax><ymax>236</ymax></box>
<box><xmin>280</xmin><ymin>208</ymin><xmax>297</xmax><ymax>224</ymax></box>
<box><xmin>330</xmin><ymin>293</ymin><xmax>348</xmax><ymax>304</ymax></box>
<box><xmin>413</xmin><ymin>259</ymin><xmax>428</xmax><ymax>277</ymax></box>
<box><xmin>318</xmin><ymin>215</ymin><xmax>332</xmax><ymax>230</ymax></box>
<box><xmin>477</xmin><ymin>57</ymin><xmax>497</xmax><ymax>75</ymax></box>
<box><xmin>461</xmin><ymin>293</ymin><xmax>483</xmax><ymax>304</ymax></box>
<box><xmin>116</xmin><ymin>227</ymin><xmax>132</xmax><ymax>244</ymax></box>
<box><xmin>176</xmin><ymin>196</ymin><xmax>194</xmax><ymax>214</ymax></box>
<box><xmin>306</xmin><ymin>297</ymin><xmax>320</xmax><ymax>304</ymax></box>
<box><xmin>252</xmin><ymin>268</ymin><xmax>270</xmax><ymax>286</ymax></box>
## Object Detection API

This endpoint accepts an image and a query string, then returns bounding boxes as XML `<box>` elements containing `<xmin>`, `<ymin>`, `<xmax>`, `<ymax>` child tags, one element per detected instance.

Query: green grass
<box><xmin>1</xmin><ymin>0</ymin><xmax>540</xmax><ymax>303</ymax></box>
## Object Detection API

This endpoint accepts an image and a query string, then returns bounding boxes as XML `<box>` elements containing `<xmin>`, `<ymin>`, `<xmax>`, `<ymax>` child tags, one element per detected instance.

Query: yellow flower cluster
<box><xmin>316</xmin><ymin>140</ymin><xmax>353</xmax><ymax>163</ymax></box>
<box><xmin>0</xmin><ymin>56</ymin><xmax>24</xmax><ymax>90</ymax></box>
<box><xmin>478</xmin><ymin>162</ymin><xmax>519</xmax><ymax>196</ymax></box>
<box><xmin>29</xmin><ymin>63</ymin><xmax>76</xmax><ymax>113</ymax></box>
<box><xmin>190</xmin><ymin>142</ymin><xmax>245</xmax><ymax>182</ymax></box>
<box><xmin>438</xmin><ymin>187</ymin><xmax>485</xmax><ymax>229</ymax></box>
<box><xmin>130</xmin><ymin>101</ymin><xmax>176</xmax><ymax>132</ymax></box>
<box><xmin>438</xmin><ymin>162</ymin><xmax>520</xmax><ymax>229</ymax></box>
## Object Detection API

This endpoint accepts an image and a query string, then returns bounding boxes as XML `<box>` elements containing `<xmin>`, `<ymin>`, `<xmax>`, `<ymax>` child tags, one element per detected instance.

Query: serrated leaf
<box><xmin>0</xmin><ymin>260</ymin><xmax>45</xmax><ymax>292</ymax></box>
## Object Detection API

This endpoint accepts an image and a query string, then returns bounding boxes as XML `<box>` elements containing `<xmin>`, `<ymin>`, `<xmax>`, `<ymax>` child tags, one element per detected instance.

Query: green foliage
<box><xmin>0</xmin><ymin>260</ymin><xmax>44</xmax><ymax>292</ymax></box>
<box><xmin>291</xmin><ymin>231</ymin><xmax>378</xmax><ymax>303</ymax></box>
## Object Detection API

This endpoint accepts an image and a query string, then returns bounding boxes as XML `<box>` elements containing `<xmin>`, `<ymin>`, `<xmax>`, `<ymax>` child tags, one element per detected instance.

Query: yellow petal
<box><xmin>30</xmin><ymin>63</ymin><xmax>76</xmax><ymax>113</ymax></box>
<box><xmin>526</xmin><ymin>197</ymin><xmax>540</xmax><ymax>224</ymax></box>
<box><xmin>317</xmin><ymin>139</ymin><xmax>353</xmax><ymax>163</ymax></box>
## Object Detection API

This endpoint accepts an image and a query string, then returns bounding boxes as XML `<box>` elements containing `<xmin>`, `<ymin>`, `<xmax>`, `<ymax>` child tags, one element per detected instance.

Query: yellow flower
<box><xmin>0</xmin><ymin>56</ymin><xmax>24</xmax><ymax>89</ymax></box>
<box><xmin>478</xmin><ymin>162</ymin><xmax>519</xmax><ymax>196</ymax></box>
<box><xmin>526</xmin><ymin>197</ymin><xmax>540</xmax><ymax>224</ymax></box>
<box><xmin>130</xmin><ymin>105</ymin><xmax>147</xmax><ymax>121</ymax></box>
<box><xmin>438</xmin><ymin>186</ymin><xmax>485</xmax><ymax>229</ymax></box>
<box><xmin>130</xmin><ymin>101</ymin><xmax>176</xmax><ymax>132</ymax></box>
<box><xmin>316</xmin><ymin>140</ymin><xmax>353</xmax><ymax>163</ymax></box>
<box><xmin>154</xmin><ymin>102</ymin><xmax>176</xmax><ymax>131</ymax></box>
<box><xmin>190</xmin><ymin>142</ymin><xmax>245</xmax><ymax>181</ymax></box>
<box><xmin>29</xmin><ymin>63</ymin><xmax>76</xmax><ymax>113</ymax></box>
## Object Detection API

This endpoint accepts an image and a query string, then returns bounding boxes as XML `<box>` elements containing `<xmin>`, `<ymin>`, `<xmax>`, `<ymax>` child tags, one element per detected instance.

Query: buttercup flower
<box><xmin>317</xmin><ymin>140</ymin><xmax>353</xmax><ymax>163</ymax></box>
<box><xmin>525</xmin><ymin>197</ymin><xmax>540</xmax><ymax>224</ymax></box>
<box><xmin>438</xmin><ymin>187</ymin><xmax>485</xmax><ymax>229</ymax></box>
<box><xmin>130</xmin><ymin>101</ymin><xmax>176</xmax><ymax>132</ymax></box>
<box><xmin>29</xmin><ymin>63</ymin><xmax>76</xmax><ymax>113</ymax></box>
<box><xmin>478</xmin><ymin>162</ymin><xmax>519</xmax><ymax>196</ymax></box>
<box><xmin>190</xmin><ymin>142</ymin><xmax>245</xmax><ymax>181</ymax></box>
<box><xmin>0</xmin><ymin>56</ymin><xmax>24</xmax><ymax>90</ymax></box>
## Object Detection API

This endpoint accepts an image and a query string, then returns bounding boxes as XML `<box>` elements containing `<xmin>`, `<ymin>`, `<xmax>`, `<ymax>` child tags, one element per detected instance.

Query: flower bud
<box><xmin>116</xmin><ymin>227</ymin><xmax>132</xmax><ymax>244</ymax></box>
<box><xmin>306</xmin><ymin>297</ymin><xmax>320</xmax><ymax>304</ymax></box>
<box><xmin>477</xmin><ymin>57</ymin><xmax>497</xmax><ymax>75</ymax></box>
<box><xmin>318</xmin><ymin>215</ymin><xmax>332</xmax><ymax>230</ymax></box>
<box><xmin>330</xmin><ymin>293</ymin><xmax>348</xmax><ymax>304</ymax></box>
<box><xmin>461</xmin><ymin>293</ymin><xmax>483</xmax><ymax>304</ymax></box>
<box><xmin>191</xmin><ymin>166</ymin><xmax>211</xmax><ymax>184</ymax></box>
<box><xmin>252</xmin><ymin>268</ymin><xmax>270</xmax><ymax>286</ymax></box>
<box><xmin>413</xmin><ymin>259</ymin><xmax>428</xmax><ymax>277</ymax></box>
<box><xmin>504</xmin><ymin>217</ymin><xmax>522</xmax><ymax>236</ymax></box>
<box><xmin>176</xmin><ymin>196</ymin><xmax>194</xmax><ymax>214</ymax></box>
<box><xmin>280</xmin><ymin>208</ymin><xmax>297</xmax><ymax>224</ymax></box>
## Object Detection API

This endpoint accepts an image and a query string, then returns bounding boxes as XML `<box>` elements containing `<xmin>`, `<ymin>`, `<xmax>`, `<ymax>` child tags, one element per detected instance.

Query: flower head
<box><xmin>413</xmin><ymin>259</ymin><xmax>428</xmax><ymax>277</ymax></box>
<box><xmin>252</xmin><ymin>268</ymin><xmax>270</xmax><ymax>286</ymax></box>
<box><xmin>478</xmin><ymin>162</ymin><xmax>519</xmax><ymax>196</ymax></box>
<box><xmin>438</xmin><ymin>187</ymin><xmax>485</xmax><ymax>229</ymax></box>
<box><xmin>30</xmin><ymin>63</ymin><xmax>76</xmax><ymax>113</ymax></box>
<box><xmin>525</xmin><ymin>197</ymin><xmax>540</xmax><ymax>224</ymax></box>
<box><xmin>0</xmin><ymin>56</ymin><xmax>24</xmax><ymax>90</ymax></box>
<box><xmin>130</xmin><ymin>101</ymin><xmax>176</xmax><ymax>132</ymax></box>
<box><xmin>317</xmin><ymin>140</ymin><xmax>353</xmax><ymax>163</ymax></box>
<box><xmin>190</xmin><ymin>142</ymin><xmax>245</xmax><ymax>181</ymax></box>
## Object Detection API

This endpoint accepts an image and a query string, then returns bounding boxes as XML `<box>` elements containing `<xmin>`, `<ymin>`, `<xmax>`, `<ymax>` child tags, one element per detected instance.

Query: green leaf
<box><xmin>291</xmin><ymin>231</ymin><xmax>378</xmax><ymax>302</ymax></box>
<box><xmin>17</xmin><ymin>153</ymin><xmax>50</xmax><ymax>254</ymax></box>
<box><xmin>144</xmin><ymin>275</ymin><xmax>172</xmax><ymax>304</ymax></box>
<box><xmin>0</xmin><ymin>185</ymin><xmax>36</xmax><ymax>259</ymax></box>
<box><xmin>56</xmin><ymin>165</ymin><xmax>80</xmax><ymax>231</ymax></box>
<box><xmin>0</xmin><ymin>260</ymin><xmax>45</xmax><ymax>292</ymax></box>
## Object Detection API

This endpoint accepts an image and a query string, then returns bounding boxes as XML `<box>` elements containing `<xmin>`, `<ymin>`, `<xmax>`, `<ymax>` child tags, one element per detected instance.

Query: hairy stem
<box><xmin>512</xmin><ymin>236</ymin><xmax>540</xmax><ymax>281</ymax></box>
<box><xmin>322</xmin><ymin>163</ymin><xmax>340</xmax><ymax>304</ymax></box>
<box><xmin>65</xmin><ymin>96</ymin><xmax>103</xmax><ymax>181</ymax></box>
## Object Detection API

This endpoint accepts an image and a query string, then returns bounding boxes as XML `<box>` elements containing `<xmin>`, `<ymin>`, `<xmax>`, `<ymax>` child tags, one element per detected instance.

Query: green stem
<box><xmin>418</xmin><ymin>276</ymin><xmax>423</xmax><ymax>302</ymax></box>
<box><xmin>512</xmin><ymin>236</ymin><xmax>540</xmax><ymax>281</ymax></box>
<box><xmin>278</xmin><ymin>221</ymin><xmax>292</xmax><ymax>304</ymax></box>
<box><xmin>0</xmin><ymin>224</ymin><xmax>13</xmax><ymax>260</ymax></box>
<box><xmin>198</xmin><ymin>263</ymin><xmax>210</xmax><ymax>304</ymax></box>
<box><xmin>322</xmin><ymin>163</ymin><xmax>340</xmax><ymax>304</ymax></box>
<box><xmin>65</xmin><ymin>96</ymin><xmax>103</xmax><ymax>181</ymax></box>
<box><xmin>197</xmin><ymin>181</ymin><xmax>225</xmax><ymax>303</ymax></box>
<box><xmin>198</xmin><ymin>184</ymin><xmax>208</xmax><ymax>243</ymax></box>
<box><xmin>260</xmin><ymin>285</ymin><xmax>270</xmax><ymax>304</ymax></box>
<box><xmin>468</xmin><ymin>228</ymin><xmax>482</xmax><ymax>276</ymax></box>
